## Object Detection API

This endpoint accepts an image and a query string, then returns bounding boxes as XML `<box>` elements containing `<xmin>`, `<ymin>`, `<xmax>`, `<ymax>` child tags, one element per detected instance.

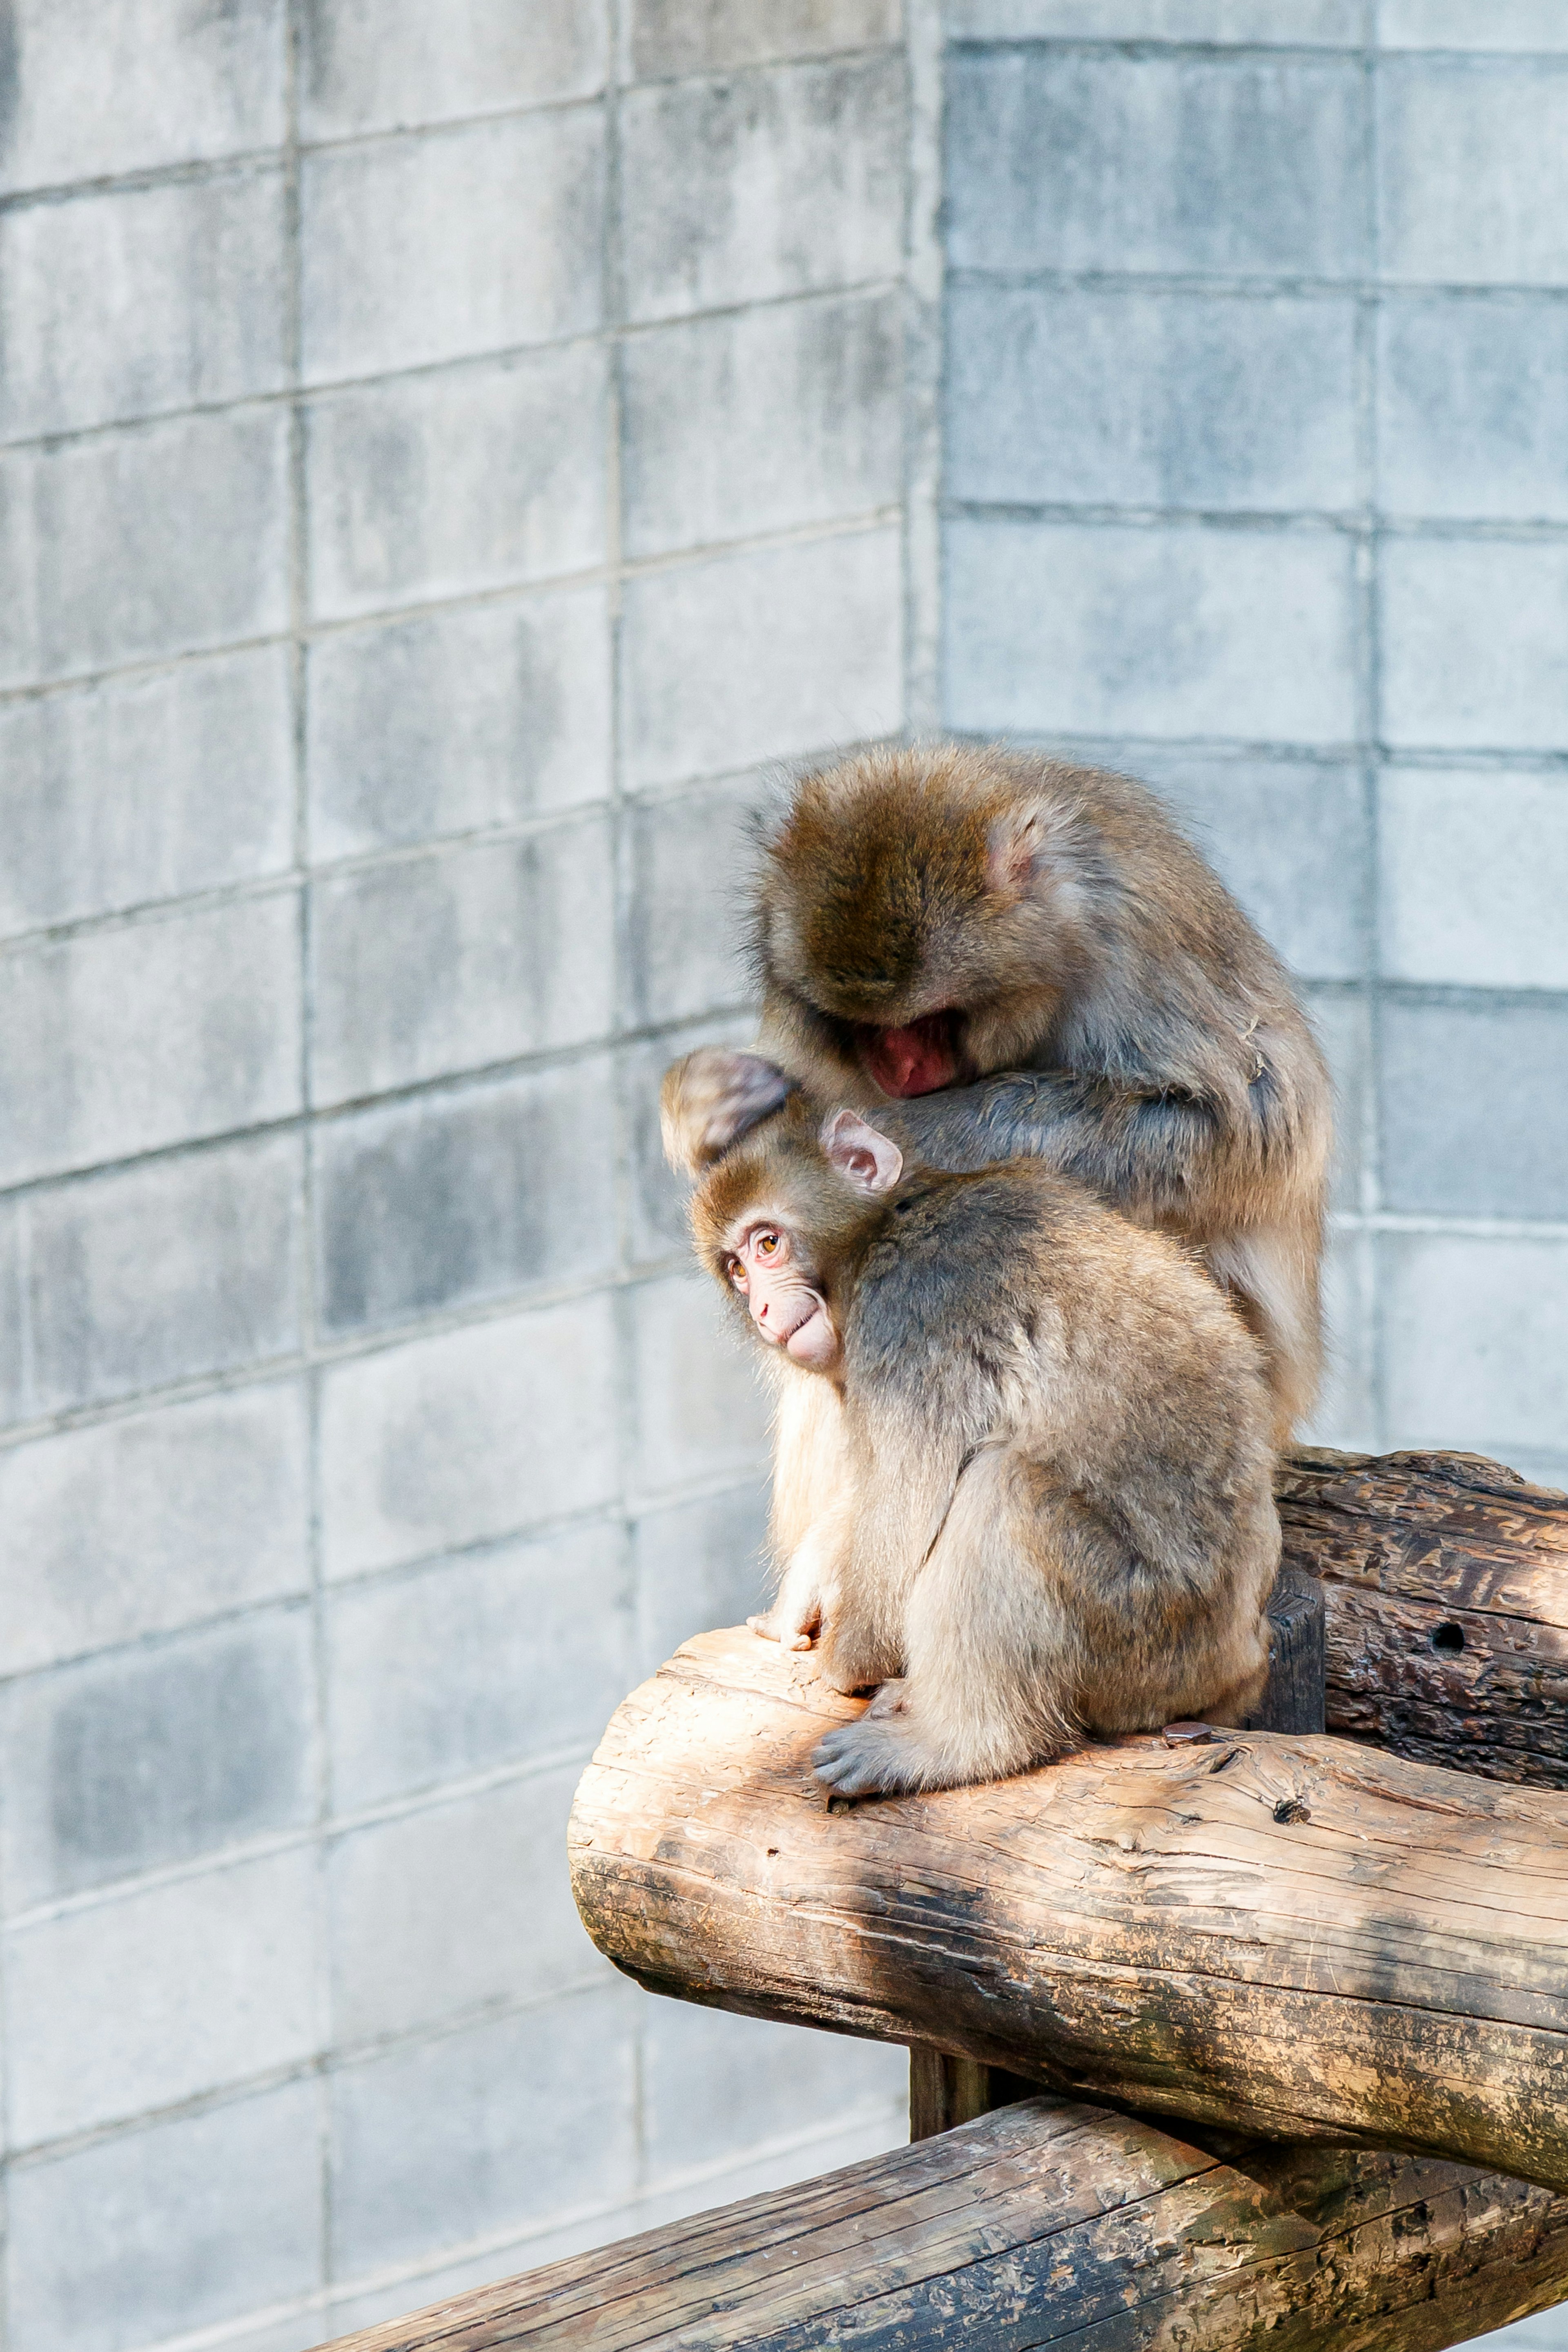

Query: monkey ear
<box><xmin>986</xmin><ymin>807</ymin><xmax>1047</xmax><ymax>899</ymax></box>
<box><xmin>821</xmin><ymin>1109</ymin><xmax>903</xmax><ymax>1196</ymax></box>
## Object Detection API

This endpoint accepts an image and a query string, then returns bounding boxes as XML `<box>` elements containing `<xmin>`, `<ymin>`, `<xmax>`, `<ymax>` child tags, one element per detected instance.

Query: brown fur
<box><xmin>662</xmin><ymin>742</ymin><xmax>1333</xmax><ymax>1443</ymax></box>
<box><xmin>690</xmin><ymin>1092</ymin><xmax>1279</xmax><ymax>1797</ymax></box>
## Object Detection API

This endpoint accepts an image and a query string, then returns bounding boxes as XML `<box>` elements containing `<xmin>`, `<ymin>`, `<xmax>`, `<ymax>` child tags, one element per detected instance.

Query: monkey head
<box><xmin>688</xmin><ymin>1084</ymin><xmax>903</xmax><ymax>1375</ymax></box>
<box><xmin>755</xmin><ymin>744</ymin><xmax>1094</xmax><ymax>1100</ymax></box>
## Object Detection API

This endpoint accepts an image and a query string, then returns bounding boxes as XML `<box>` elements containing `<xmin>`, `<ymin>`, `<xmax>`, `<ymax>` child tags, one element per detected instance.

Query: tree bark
<box><xmin>1282</xmin><ymin>1448</ymin><xmax>1568</xmax><ymax>1787</ymax></box>
<box><xmin>318</xmin><ymin>2095</ymin><xmax>1568</xmax><ymax>2352</ymax></box>
<box><xmin>569</xmin><ymin>1625</ymin><xmax>1568</xmax><ymax>2190</ymax></box>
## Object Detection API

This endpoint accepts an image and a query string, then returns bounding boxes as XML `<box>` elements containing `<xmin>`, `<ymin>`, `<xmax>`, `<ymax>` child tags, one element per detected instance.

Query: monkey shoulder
<box><xmin>843</xmin><ymin>1167</ymin><xmax>1080</xmax><ymax>1394</ymax></box>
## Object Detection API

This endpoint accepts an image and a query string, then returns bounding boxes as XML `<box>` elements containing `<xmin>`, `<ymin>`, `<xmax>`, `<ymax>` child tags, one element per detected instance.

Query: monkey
<box><xmin>686</xmin><ymin>1075</ymin><xmax>1280</xmax><ymax>1797</ymax></box>
<box><xmin>661</xmin><ymin>742</ymin><xmax>1332</xmax><ymax>1448</ymax></box>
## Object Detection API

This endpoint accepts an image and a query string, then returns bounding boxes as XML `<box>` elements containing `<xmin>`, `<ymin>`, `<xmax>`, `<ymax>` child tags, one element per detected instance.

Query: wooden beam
<box><xmin>569</xmin><ymin>1624</ymin><xmax>1568</xmax><ymax>2189</ymax></box>
<box><xmin>1282</xmin><ymin>1448</ymin><xmax>1568</xmax><ymax>1787</ymax></box>
<box><xmin>317</xmin><ymin>2094</ymin><xmax>1568</xmax><ymax>2352</ymax></box>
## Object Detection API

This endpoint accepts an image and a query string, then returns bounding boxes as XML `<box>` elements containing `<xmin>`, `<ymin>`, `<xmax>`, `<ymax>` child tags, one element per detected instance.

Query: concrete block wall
<box><xmin>941</xmin><ymin>1</ymin><xmax>1568</xmax><ymax>1491</ymax></box>
<box><xmin>0</xmin><ymin>6</ymin><xmax>914</xmax><ymax>2348</ymax></box>
<box><xmin>3</xmin><ymin>5</ymin><xmax>1564</xmax><ymax>2350</ymax></box>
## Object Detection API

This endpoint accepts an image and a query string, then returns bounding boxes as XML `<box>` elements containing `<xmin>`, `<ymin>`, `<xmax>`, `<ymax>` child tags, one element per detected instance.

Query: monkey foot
<box><xmin>812</xmin><ymin>1704</ymin><xmax>924</xmax><ymax>1800</ymax></box>
<box><xmin>748</xmin><ymin>1612</ymin><xmax>816</xmax><ymax>1653</ymax></box>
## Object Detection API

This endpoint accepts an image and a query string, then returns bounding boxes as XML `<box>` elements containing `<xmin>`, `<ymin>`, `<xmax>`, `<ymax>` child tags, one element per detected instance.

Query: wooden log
<box><xmin>1281</xmin><ymin>1448</ymin><xmax>1568</xmax><ymax>1787</ymax></box>
<box><xmin>569</xmin><ymin>1626</ymin><xmax>1568</xmax><ymax>2189</ymax></box>
<box><xmin>909</xmin><ymin>1561</ymin><xmax>1332</xmax><ymax>2138</ymax></box>
<box><xmin>318</xmin><ymin>2095</ymin><xmax>1568</xmax><ymax>2352</ymax></box>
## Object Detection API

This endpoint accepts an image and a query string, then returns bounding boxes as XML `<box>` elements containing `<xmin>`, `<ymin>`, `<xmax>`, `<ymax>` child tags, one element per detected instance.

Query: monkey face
<box><xmin>724</xmin><ymin>1220</ymin><xmax>837</xmax><ymax>1368</ymax></box>
<box><xmin>757</xmin><ymin>748</ymin><xmax>1087</xmax><ymax>1098</ymax></box>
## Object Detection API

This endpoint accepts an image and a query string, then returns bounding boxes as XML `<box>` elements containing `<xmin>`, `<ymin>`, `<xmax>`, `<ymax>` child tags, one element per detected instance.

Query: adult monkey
<box><xmin>663</xmin><ymin>742</ymin><xmax>1332</xmax><ymax>1444</ymax></box>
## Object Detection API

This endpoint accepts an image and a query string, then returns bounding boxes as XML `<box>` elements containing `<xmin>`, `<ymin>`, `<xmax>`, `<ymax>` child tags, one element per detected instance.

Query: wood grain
<box><xmin>316</xmin><ymin>2095</ymin><xmax>1568</xmax><ymax>2352</ymax></box>
<box><xmin>1282</xmin><ymin>1448</ymin><xmax>1568</xmax><ymax>1786</ymax></box>
<box><xmin>569</xmin><ymin>1625</ymin><xmax>1568</xmax><ymax>2189</ymax></box>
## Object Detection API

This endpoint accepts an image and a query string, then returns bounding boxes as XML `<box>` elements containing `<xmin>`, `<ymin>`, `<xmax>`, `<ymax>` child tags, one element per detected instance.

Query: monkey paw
<box><xmin>812</xmin><ymin>1699</ymin><xmax>924</xmax><ymax>1800</ymax></box>
<box><xmin>748</xmin><ymin>1608</ymin><xmax>817</xmax><ymax>1653</ymax></box>
<box><xmin>660</xmin><ymin>1048</ymin><xmax>795</xmax><ymax>1175</ymax></box>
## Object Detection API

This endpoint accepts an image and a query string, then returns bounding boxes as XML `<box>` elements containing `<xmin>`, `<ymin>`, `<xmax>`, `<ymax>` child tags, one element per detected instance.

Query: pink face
<box><xmin>725</xmin><ymin>1221</ymin><xmax>838</xmax><ymax>1370</ymax></box>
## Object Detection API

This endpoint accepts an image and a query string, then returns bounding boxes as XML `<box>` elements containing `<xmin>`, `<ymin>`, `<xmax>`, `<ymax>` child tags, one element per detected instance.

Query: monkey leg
<box><xmin>813</xmin><ymin>1449</ymin><xmax>1079</xmax><ymax>1798</ymax></box>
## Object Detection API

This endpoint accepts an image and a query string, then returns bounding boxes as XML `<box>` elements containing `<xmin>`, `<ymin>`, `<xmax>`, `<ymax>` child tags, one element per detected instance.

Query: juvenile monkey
<box><xmin>663</xmin><ymin>743</ymin><xmax>1332</xmax><ymax>1443</ymax></box>
<box><xmin>690</xmin><ymin>1080</ymin><xmax>1280</xmax><ymax>1797</ymax></box>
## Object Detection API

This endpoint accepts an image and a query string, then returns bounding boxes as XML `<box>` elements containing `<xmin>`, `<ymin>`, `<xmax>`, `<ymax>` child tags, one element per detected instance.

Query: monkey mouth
<box><xmin>859</xmin><ymin>1009</ymin><xmax>962</xmax><ymax>1098</ymax></box>
<box><xmin>768</xmin><ymin>1296</ymin><xmax>835</xmax><ymax>1367</ymax></box>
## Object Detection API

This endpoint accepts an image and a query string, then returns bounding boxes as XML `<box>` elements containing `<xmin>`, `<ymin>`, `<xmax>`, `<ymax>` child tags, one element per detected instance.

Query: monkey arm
<box><xmin>884</xmin><ymin>1071</ymin><xmax>1239</xmax><ymax>1221</ymax></box>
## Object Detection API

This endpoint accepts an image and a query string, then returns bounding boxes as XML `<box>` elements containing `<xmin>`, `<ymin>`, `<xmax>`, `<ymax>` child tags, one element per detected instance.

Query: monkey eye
<box><xmin>725</xmin><ymin>1255</ymin><xmax>747</xmax><ymax>1290</ymax></box>
<box><xmin>754</xmin><ymin>1230</ymin><xmax>781</xmax><ymax>1259</ymax></box>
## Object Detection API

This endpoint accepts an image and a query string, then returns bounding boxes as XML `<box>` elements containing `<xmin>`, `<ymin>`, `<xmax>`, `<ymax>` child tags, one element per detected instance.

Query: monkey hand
<box><xmin>813</xmin><ymin>1683</ymin><xmax>928</xmax><ymax>1798</ymax></box>
<box><xmin>659</xmin><ymin>1048</ymin><xmax>796</xmax><ymax>1176</ymax></box>
<box><xmin>747</xmin><ymin>1596</ymin><xmax>821</xmax><ymax>1653</ymax></box>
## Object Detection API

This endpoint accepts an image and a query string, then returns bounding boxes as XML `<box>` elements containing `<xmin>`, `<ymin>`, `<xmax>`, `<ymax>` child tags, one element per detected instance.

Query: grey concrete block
<box><xmin>1300</xmin><ymin>984</ymin><xmax>1367</xmax><ymax>1215</ymax></box>
<box><xmin>1466</xmin><ymin>2316</ymin><xmax>1568</xmax><ymax>2352</ymax></box>
<box><xmin>629</xmin><ymin>1272</ymin><xmax>773</xmax><ymax>1501</ymax></box>
<box><xmin>620</xmin><ymin>527</ymin><xmax>903</xmax><ymax>790</ymax></box>
<box><xmin>2</xmin><ymin>1609</ymin><xmax>314</xmax><ymax>1909</ymax></box>
<box><xmin>327</xmin><ymin>1521</ymin><xmax>630</xmax><ymax>1810</ymax></box>
<box><xmin>307</xmin><ymin>586</ymin><xmax>610</xmax><ymax>861</ymax></box>
<box><xmin>301</xmin><ymin>0</ymin><xmax>605</xmax><ymax>138</ymax></box>
<box><xmin>621</xmin><ymin>1013</ymin><xmax>757</xmax><ymax>1267</ymax></box>
<box><xmin>633</xmin><ymin>1481</ymin><xmax>771</xmax><ymax>1678</ymax></box>
<box><xmin>945</xmin><ymin>519</ymin><xmax>1356</xmax><ymax>745</ymax></box>
<box><xmin>1380</xmin><ymin>767</ymin><xmax>1568</xmax><ymax>990</ymax></box>
<box><xmin>947</xmin><ymin>0</ymin><xmax>1357</xmax><ymax>30</ymax></box>
<box><xmin>611</xmin><ymin>2100</ymin><xmax>910</xmax><ymax>2256</ymax></box>
<box><xmin>6</xmin><ymin>2081</ymin><xmax>321</xmax><ymax>2352</ymax></box>
<box><xmin>0</xmin><ymin>888</ymin><xmax>302</xmax><ymax>1187</ymax></box>
<box><xmin>630</xmin><ymin>0</ymin><xmax>901</xmax><ymax>77</ymax></box>
<box><xmin>301</xmin><ymin>109</ymin><xmax>604</xmax><ymax>385</ymax></box>
<box><xmin>310</xmin><ymin>816</ymin><xmax>614</xmax><ymax>1106</ymax></box>
<box><xmin>305</xmin><ymin>343</ymin><xmax>606</xmax><ymax>623</ymax></box>
<box><xmin>0</xmin><ymin>649</ymin><xmax>294</xmax><ymax>935</ymax></box>
<box><xmin>1379</xmin><ymin>297</ymin><xmax>1568</xmax><ymax>523</ymax></box>
<box><xmin>328</xmin><ymin>1985</ymin><xmax>638</xmax><ymax>2278</ymax></box>
<box><xmin>328</xmin><ymin>1766</ymin><xmax>602</xmax><ymax>2047</ymax></box>
<box><xmin>0</xmin><ymin>1198</ymin><xmax>26</xmax><ymax>1426</ymax></box>
<box><xmin>1379</xmin><ymin>538</ymin><xmax>1568</xmax><ymax>752</ymax></box>
<box><xmin>19</xmin><ymin>1135</ymin><xmax>304</xmax><ymax>1424</ymax></box>
<box><xmin>314</xmin><ymin>1057</ymin><xmax>618</xmax><ymax>1341</ymax></box>
<box><xmin>0</xmin><ymin>1382</ymin><xmax>309</xmax><ymax>1679</ymax></box>
<box><xmin>642</xmin><ymin>1998</ymin><xmax>909</xmax><ymax>2178</ymax></box>
<box><xmin>620</xmin><ymin>54</ymin><xmax>905</xmax><ymax>325</ymax></box>
<box><xmin>0</xmin><ymin>0</ymin><xmax>286</xmax><ymax>198</ymax></box>
<box><xmin>0</xmin><ymin>409</ymin><xmax>291</xmax><ymax>689</ymax></box>
<box><xmin>624</xmin><ymin>778</ymin><xmax>766</xmax><ymax>1027</ymax></box>
<box><xmin>1305</xmin><ymin>1227</ymin><xmax>1376</xmax><ymax>1452</ymax></box>
<box><xmin>946</xmin><ymin>50</ymin><xmax>1368</xmax><ymax>278</ymax></box>
<box><xmin>1129</xmin><ymin>754</ymin><xmax>1368</xmax><ymax>981</ymax></box>
<box><xmin>946</xmin><ymin>287</ymin><xmax>1358</xmax><ymax>515</ymax></box>
<box><xmin>622</xmin><ymin>291</ymin><xmax>902</xmax><ymax>559</ymax></box>
<box><xmin>318</xmin><ymin>1295</ymin><xmax>619</xmax><ymax>1582</ymax></box>
<box><xmin>1380</xmin><ymin>996</ymin><xmax>1568</xmax><ymax>1221</ymax></box>
<box><xmin>0</xmin><ymin>166</ymin><xmax>287</xmax><ymax>444</ymax></box>
<box><xmin>1381</xmin><ymin>1232</ymin><xmax>1568</xmax><ymax>1458</ymax></box>
<box><xmin>1379</xmin><ymin>59</ymin><xmax>1568</xmax><ymax>285</ymax></box>
<box><xmin>1380</xmin><ymin>0</ymin><xmax>1568</xmax><ymax>47</ymax></box>
<box><xmin>5</xmin><ymin>1846</ymin><xmax>318</xmax><ymax>2145</ymax></box>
